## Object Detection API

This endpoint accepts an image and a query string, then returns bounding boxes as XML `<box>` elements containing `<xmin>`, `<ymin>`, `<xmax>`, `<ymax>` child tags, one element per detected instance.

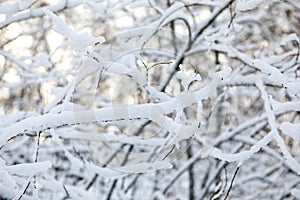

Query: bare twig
<box><xmin>63</xmin><ymin>185</ymin><xmax>70</xmax><ymax>198</ymax></box>
<box><xmin>105</xmin><ymin>145</ymin><xmax>134</xmax><ymax>200</ymax></box>
<box><xmin>33</xmin><ymin>131</ymin><xmax>41</xmax><ymax>190</ymax></box>
<box><xmin>160</xmin><ymin>0</ymin><xmax>236</xmax><ymax>92</ymax></box>
<box><xmin>187</xmin><ymin>146</ymin><xmax>195</xmax><ymax>200</ymax></box>
<box><xmin>224</xmin><ymin>166</ymin><xmax>240</xmax><ymax>200</ymax></box>
<box><xmin>162</xmin><ymin>145</ymin><xmax>175</xmax><ymax>160</ymax></box>
<box><xmin>16</xmin><ymin>180</ymin><xmax>31</xmax><ymax>200</ymax></box>
<box><xmin>72</xmin><ymin>146</ymin><xmax>86</xmax><ymax>164</ymax></box>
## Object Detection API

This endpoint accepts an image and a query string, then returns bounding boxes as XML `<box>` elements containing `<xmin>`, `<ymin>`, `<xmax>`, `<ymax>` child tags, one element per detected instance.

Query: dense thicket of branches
<box><xmin>0</xmin><ymin>0</ymin><xmax>300</xmax><ymax>199</ymax></box>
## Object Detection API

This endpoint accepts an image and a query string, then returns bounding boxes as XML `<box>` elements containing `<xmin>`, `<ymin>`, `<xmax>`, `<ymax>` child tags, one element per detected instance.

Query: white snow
<box><xmin>207</xmin><ymin>67</ymin><xmax>232</xmax><ymax>97</ymax></box>
<box><xmin>209</xmin><ymin>131</ymin><xmax>274</xmax><ymax>163</ymax></box>
<box><xmin>236</xmin><ymin>0</ymin><xmax>263</xmax><ymax>12</ymax></box>
<box><xmin>44</xmin><ymin>81</ymin><xmax>75</xmax><ymax>113</ymax></box>
<box><xmin>0</xmin><ymin>3</ymin><xmax>18</xmax><ymax>18</ymax></box>
<box><xmin>285</xmin><ymin>82</ymin><xmax>300</xmax><ymax>96</ymax></box>
<box><xmin>0</xmin><ymin>1</ymin><xmax>83</xmax><ymax>29</ymax></box>
<box><xmin>166</xmin><ymin>122</ymin><xmax>198</xmax><ymax>147</ymax></box>
<box><xmin>118</xmin><ymin>161</ymin><xmax>172</xmax><ymax>173</ymax></box>
<box><xmin>56</xmin><ymin>129</ymin><xmax>165</xmax><ymax>146</ymax></box>
<box><xmin>254</xmin><ymin>59</ymin><xmax>286</xmax><ymax>84</ymax></box>
<box><xmin>292</xmin><ymin>189</ymin><xmax>300</xmax><ymax>199</ymax></box>
<box><xmin>86</xmin><ymin>163</ymin><xmax>126</xmax><ymax>179</ymax></box>
<box><xmin>281</xmin><ymin>33</ymin><xmax>300</xmax><ymax>46</ymax></box>
<box><xmin>50</xmin><ymin>101</ymin><xmax>85</xmax><ymax>114</ymax></box>
<box><xmin>18</xmin><ymin>0</ymin><xmax>37</xmax><ymax>10</ymax></box>
<box><xmin>45</xmin><ymin>10</ymin><xmax>105</xmax><ymax>50</ymax></box>
<box><xmin>1</xmin><ymin>1</ymin><xmax>300</xmax><ymax>198</ymax></box>
<box><xmin>0</xmin><ymin>111</ymin><xmax>38</xmax><ymax>127</ymax></box>
<box><xmin>39</xmin><ymin>174</ymin><xmax>64</xmax><ymax>193</ymax></box>
<box><xmin>0</xmin><ymin>170</ymin><xmax>17</xmax><ymax>190</ymax></box>
<box><xmin>177</xmin><ymin>70</ymin><xmax>202</xmax><ymax>91</ymax></box>
<box><xmin>280</xmin><ymin>122</ymin><xmax>300</xmax><ymax>142</ymax></box>
<box><xmin>118</xmin><ymin>2</ymin><xmax>185</xmax><ymax>48</ymax></box>
<box><xmin>0</xmin><ymin>185</ymin><xmax>16</xmax><ymax>199</ymax></box>
<box><xmin>6</xmin><ymin>161</ymin><xmax>52</xmax><ymax>176</ymax></box>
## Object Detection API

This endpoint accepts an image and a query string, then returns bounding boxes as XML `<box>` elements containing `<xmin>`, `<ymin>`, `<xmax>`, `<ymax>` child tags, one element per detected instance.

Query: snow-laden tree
<box><xmin>0</xmin><ymin>0</ymin><xmax>300</xmax><ymax>199</ymax></box>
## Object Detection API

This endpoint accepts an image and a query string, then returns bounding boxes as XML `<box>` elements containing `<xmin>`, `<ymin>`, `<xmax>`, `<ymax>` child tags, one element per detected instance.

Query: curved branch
<box><xmin>0</xmin><ymin>0</ymin><xmax>82</xmax><ymax>29</ymax></box>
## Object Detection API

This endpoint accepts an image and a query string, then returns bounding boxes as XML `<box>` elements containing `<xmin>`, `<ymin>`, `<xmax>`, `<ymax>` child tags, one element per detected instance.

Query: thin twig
<box><xmin>148</xmin><ymin>61</ymin><xmax>173</xmax><ymax>70</ymax></box>
<box><xmin>63</xmin><ymin>185</ymin><xmax>70</xmax><ymax>197</ymax></box>
<box><xmin>187</xmin><ymin>146</ymin><xmax>195</xmax><ymax>200</ymax></box>
<box><xmin>85</xmin><ymin>174</ymin><xmax>98</xmax><ymax>190</ymax></box>
<box><xmin>160</xmin><ymin>0</ymin><xmax>236</xmax><ymax>92</ymax></box>
<box><xmin>72</xmin><ymin>146</ymin><xmax>86</xmax><ymax>164</ymax></box>
<box><xmin>105</xmin><ymin>145</ymin><xmax>134</xmax><ymax>200</ymax></box>
<box><xmin>85</xmin><ymin>121</ymin><xmax>151</xmax><ymax>191</ymax></box>
<box><xmin>224</xmin><ymin>166</ymin><xmax>240</xmax><ymax>200</ymax></box>
<box><xmin>162</xmin><ymin>145</ymin><xmax>175</xmax><ymax>160</ymax></box>
<box><xmin>33</xmin><ymin>131</ymin><xmax>41</xmax><ymax>190</ymax></box>
<box><xmin>223</xmin><ymin>165</ymin><xmax>228</xmax><ymax>195</ymax></box>
<box><xmin>17</xmin><ymin>181</ymin><xmax>31</xmax><ymax>200</ymax></box>
<box><xmin>34</xmin><ymin>131</ymin><xmax>41</xmax><ymax>163</ymax></box>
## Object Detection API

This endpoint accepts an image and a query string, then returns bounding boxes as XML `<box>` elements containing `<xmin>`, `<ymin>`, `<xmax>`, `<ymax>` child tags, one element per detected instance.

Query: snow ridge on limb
<box><xmin>0</xmin><ymin>0</ymin><xmax>83</xmax><ymax>29</ymax></box>
<box><xmin>44</xmin><ymin>10</ymin><xmax>105</xmax><ymax>51</ymax></box>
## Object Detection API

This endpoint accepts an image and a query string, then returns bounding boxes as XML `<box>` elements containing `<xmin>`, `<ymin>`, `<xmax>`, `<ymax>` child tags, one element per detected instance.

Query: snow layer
<box><xmin>6</xmin><ymin>161</ymin><xmax>52</xmax><ymax>176</ymax></box>
<box><xmin>280</xmin><ymin>122</ymin><xmax>300</xmax><ymax>142</ymax></box>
